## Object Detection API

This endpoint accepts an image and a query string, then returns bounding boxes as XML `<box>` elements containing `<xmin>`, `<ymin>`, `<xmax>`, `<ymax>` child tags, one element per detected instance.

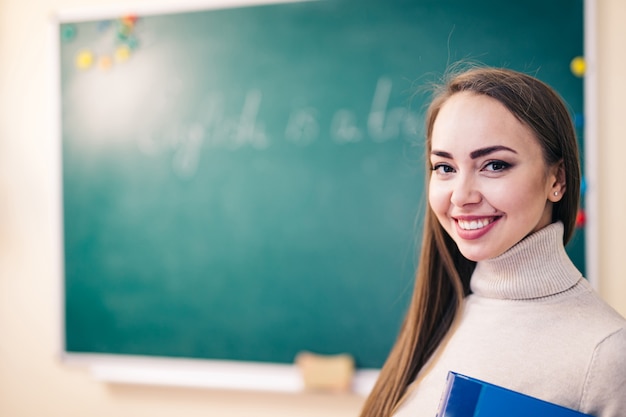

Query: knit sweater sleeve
<box><xmin>579</xmin><ymin>327</ymin><xmax>626</xmax><ymax>417</ymax></box>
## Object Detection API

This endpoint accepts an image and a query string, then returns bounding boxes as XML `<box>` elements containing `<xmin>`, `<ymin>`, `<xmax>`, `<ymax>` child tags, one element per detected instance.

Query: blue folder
<box><xmin>436</xmin><ymin>371</ymin><xmax>593</xmax><ymax>417</ymax></box>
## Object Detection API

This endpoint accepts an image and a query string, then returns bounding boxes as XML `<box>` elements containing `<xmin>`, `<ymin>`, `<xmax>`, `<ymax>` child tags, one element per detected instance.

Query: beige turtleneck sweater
<box><xmin>393</xmin><ymin>222</ymin><xmax>626</xmax><ymax>417</ymax></box>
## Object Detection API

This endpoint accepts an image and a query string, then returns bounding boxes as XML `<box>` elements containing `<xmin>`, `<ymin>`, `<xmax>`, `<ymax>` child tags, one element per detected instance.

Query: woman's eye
<box><xmin>432</xmin><ymin>164</ymin><xmax>455</xmax><ymax>174</ymax></box>
<box><xmin>484</xmin><ymin>160</ymin><xmax>511</xmax><ymax>172</ymax></box>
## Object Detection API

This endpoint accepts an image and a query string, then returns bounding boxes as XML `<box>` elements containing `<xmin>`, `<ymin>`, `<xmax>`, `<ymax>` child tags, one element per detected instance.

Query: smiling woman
<box><xmin>359</xmin><ymin>67</ymin><xmax>626</xmax><ymax>417</ymax></box>
<box><xmin>428</xmin><ymin>92</ymin><xmax>563</xmax><ymax>262</ymax></box>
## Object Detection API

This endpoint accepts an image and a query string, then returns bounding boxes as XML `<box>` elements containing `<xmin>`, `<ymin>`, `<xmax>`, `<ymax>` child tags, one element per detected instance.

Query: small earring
<box><xmin>554</xmin><ymin>191</ymin><xmax>559</xmax><ymax>196</ymax></box>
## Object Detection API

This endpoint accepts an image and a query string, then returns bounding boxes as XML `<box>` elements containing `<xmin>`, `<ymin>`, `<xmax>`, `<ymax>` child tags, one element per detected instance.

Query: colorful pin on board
<box><xmin>98</xmin><ymin>55</ymin><xmax>113</xmax><ymax>70</ymax></box>
<box><xmin>97</xmin><ymin>20</ymin><xmax>112</xmax><ymax>32</ymax></box>
<box><xmin>121</xmin><ymin>14</ymin><xmax>138</xmax><ymax>27</ymax></box>
<box><xmin>574</xmin><ymin>113</ymin><xmax>584</xmax><ymax>129</ymax></box>
<box><xmin>580</xmin><ymin>177</ymin><xmax>587</xmax><ymax>195</ymax></box>
<box><xmin>115</xmin><ymin>45</ymin><xmax>131</xmax><ymax>62</ymax></box>
<box><xmin>75</xmin><ymin>49</ymin><xmax>94</xmax><ymax>70</ymax></box>
<box><xmin>61</xmin><ymin>24</ymin><xmax>77</xmax><ymax>42</ymax></box>
<box><xmin>116</xmin><ymin>15</ymin><xmax>138</xmax><ymax>41</ymax></box>
<box><xmin>570</xmin><ymin>56</ymin><xmax>586</xmax><ymax>77</ymax></box>
<box><xmin>67</xmin><ymin>15</ymin><xmax>141</xmax><ymax>72</ymax></box>
<box><xmin>576</xmin><ymin>208</ymin><xmax>586</xmax><ymax>228</ymax></box>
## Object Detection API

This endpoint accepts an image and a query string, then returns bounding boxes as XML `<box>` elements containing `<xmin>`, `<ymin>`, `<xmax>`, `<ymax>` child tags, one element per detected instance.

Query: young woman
<box><xmin>359</xmin><ymin>67</ymin><xmax>626</xmax><ymax>417</ymax></box>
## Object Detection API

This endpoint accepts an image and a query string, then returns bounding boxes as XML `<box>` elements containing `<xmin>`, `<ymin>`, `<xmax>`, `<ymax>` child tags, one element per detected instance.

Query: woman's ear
<box><xmin>549</xmin><ymin>160</ymin><xmax>566</xmax><ymax>202</ymax></box>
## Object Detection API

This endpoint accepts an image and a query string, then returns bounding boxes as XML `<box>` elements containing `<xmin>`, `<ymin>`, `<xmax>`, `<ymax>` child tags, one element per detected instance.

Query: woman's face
<box><xmin>428</xmin><ymin>92</ymin><xmax>563</xmax><ymax>262</ymax></box>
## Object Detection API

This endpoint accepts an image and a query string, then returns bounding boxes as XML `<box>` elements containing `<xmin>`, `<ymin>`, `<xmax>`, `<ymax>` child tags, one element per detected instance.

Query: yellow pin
<box><xmin>75</xmin><ymin>49</ymin><xmax>94</xmax><ymax>70</ymax></box>
<box><xmin>115</xmin><ymin>45</ymin><xmax>131</xmax><ymax>63</ymax></box>
<box><xmin>570</xmin><ymin>56</ymin><xmax>586</xmax><ymax>77</ymax></box>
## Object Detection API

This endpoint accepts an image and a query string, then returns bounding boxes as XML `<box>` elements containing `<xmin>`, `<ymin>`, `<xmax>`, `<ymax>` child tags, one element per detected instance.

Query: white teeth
<box><xmin>458</xmin><ymin>218</ymin><xmax>492</xmax><ymax>230</ymax></box>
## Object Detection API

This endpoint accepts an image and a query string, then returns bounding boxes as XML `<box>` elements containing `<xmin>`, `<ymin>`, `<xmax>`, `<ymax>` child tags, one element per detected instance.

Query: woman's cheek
<box><xmin>428</xmin><ymin>182</ymin><xmax>450</xmax><ymax>217</ymax></box>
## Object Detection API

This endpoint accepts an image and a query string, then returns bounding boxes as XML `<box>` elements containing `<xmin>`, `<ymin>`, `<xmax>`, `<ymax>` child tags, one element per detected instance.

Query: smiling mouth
<box><xmin>457</xmin><ymin>218</ymin><xmax>498</xmax><ymax>231</ymax></box>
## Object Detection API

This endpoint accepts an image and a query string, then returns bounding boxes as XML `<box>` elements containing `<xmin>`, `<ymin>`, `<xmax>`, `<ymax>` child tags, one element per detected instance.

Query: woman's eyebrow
<box><xmin>431</xmin><ymin>146</ymin><xmax>517</xmax><ymax>159</ymax></box>
<box><xmin>470</xmin><ymin>145</ymin><xmax>517</xmax><ymax>159</ymax></box>
<box><xmin>430</xmin><ymin>150</ymin><xmax>453</xmax><ymax>158</ymax></box>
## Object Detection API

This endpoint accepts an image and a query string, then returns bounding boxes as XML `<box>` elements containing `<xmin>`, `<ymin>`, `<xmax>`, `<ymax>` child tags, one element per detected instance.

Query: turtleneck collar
<box><xmin>470</xmin><ymin>222</ymin><xmax>583</xmax><ymax>300</ymax></box>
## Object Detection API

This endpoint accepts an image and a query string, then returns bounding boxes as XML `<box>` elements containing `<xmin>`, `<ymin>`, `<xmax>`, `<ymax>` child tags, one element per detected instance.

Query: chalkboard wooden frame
<box><xmin>54</xmin><ymin>0</ymin><xmax>592</xmax><ymax>393</ymax></box>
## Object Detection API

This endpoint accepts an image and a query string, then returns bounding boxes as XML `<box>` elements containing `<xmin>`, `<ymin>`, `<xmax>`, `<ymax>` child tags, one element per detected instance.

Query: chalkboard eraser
<box><xmin>295</xmin><ymin>351</ymin><xmax>355</xmax><ymax>393</ymax></box>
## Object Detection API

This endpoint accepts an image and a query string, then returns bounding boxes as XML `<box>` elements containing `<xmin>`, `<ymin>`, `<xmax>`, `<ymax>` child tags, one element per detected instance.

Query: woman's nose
<box><xmin>450</xmin><ymin>175</ymin><xmax>482</xmax><ymax>207</ymax></box>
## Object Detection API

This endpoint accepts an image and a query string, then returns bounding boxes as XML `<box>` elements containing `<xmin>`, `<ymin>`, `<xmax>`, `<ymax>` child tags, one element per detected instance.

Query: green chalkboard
<box><xmin>60</xmin><ymin>0</ymin><xmax>584</xmax><ymax>369</ymax></box>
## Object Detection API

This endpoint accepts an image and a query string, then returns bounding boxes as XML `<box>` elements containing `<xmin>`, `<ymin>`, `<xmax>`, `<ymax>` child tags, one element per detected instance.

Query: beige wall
<box><xmin>1</xmin><ymin>1</ymin><xmax>624</xmax><ymax>416</ymax></box>
<box><xmin>595</xmin><ymin>1</ymin><xmax>626</xmax><ymax>316</ymax></box>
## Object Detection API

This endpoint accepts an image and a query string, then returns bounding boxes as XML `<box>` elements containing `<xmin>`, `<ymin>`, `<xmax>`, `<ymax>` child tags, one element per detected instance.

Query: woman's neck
<box><xmin>470</xmin><ymin>222</ymin><xmax>582</xmax><ymax>300</ymax></box>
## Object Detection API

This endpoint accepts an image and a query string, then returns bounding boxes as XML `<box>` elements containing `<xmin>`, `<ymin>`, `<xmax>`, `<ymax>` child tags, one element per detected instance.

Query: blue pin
<box><xmin>580</xmin><ymin>177</ymin><xmax>587</xmax><ymax>195</ymax></box>
<box><xmin>574</xmin><ymin>113</ymin><xmax>584</xmax><ymax>129</ymax></box>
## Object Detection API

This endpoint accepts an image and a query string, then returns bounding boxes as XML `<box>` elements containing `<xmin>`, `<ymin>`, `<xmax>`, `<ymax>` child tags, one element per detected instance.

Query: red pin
<box><xmin>575</xmin><ymin>208</ymin><xmax>586</xmax><ymax>228</ymax></box>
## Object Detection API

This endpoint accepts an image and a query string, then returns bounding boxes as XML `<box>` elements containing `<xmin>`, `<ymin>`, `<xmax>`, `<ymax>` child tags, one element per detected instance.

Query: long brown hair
<box><xmin>359</xmin><ymin>66</ymin><xmax>581</xmax><ymax>417</ymax></box>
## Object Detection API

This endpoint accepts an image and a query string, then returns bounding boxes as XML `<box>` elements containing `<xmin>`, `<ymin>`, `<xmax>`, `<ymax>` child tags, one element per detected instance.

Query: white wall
<box><xmin>1</xmin><ymin>1</ymin><xmax>625</xmax><ymax>416</ymax></box>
